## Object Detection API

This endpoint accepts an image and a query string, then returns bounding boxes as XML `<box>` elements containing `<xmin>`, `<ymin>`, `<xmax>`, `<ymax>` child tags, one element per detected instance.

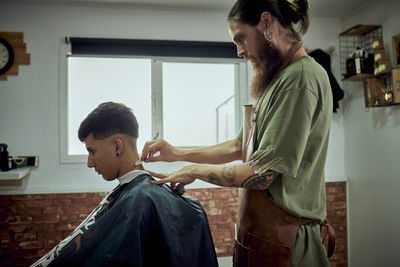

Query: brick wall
<box><xmin>0</xmin><ymin>182</ymin><xmax>346</xmax><ymax>266</ymax></box>
<box><xmin>325</xmin><ymin>182</ymin><xmax>347</xmax><ymax>267</ymax></box>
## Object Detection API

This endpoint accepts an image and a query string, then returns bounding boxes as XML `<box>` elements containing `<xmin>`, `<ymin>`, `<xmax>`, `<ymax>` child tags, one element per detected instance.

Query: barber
<box><xmin>142</xmin><ymin>0</ymin><xmax>334</xmax><ymax>266</ymax></box>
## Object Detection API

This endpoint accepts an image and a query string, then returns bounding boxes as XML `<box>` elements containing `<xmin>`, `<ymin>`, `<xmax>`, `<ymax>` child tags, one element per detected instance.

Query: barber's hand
<box><xmin>149</xmin><ymin>165</ymin><xmax>197</xmax><ymax>192</ymax></box>
<box><xmin>141</xmin><ymin>139</ymin><xmax>182</xmax><ymax>163</ymax></box>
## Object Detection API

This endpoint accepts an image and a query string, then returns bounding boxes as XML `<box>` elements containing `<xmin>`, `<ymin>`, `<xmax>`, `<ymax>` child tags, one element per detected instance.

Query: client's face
<box><xmin>84</xmin><ymin>134</ymin><xmax>119</xmax><ymax>181</ymax></box>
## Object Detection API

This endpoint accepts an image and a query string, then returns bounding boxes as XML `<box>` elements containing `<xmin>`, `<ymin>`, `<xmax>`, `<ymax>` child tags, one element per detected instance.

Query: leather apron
<box><xmin>233</xmin><ymin>44</ymin><xmax>333</xmax><ymax>267</ymax></box>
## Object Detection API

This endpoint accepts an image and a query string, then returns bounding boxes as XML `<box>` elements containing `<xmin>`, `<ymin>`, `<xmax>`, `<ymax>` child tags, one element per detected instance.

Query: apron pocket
<box><xmin>233</xmin><ymin>239</ymin><xmax>250</xmax><ymax>267</ymax></box>
<box><xmin>248</xmin><ymin>233</ymin><xmax>291</xmax><ymax>267</ymax></box>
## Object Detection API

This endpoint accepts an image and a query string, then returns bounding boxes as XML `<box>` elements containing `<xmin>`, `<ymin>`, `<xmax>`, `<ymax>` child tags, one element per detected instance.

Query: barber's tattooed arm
<box><xmin>203</xmin><ymin>164</ymin><xmax>280</xmax><ymax>190</ymax></box>
<box><xmin>240</xmin><ymin>171</ymin><xmax>280</xmax><ymax>190</ymax></box>
<box><xmin>206</xmin><ymin>166</ymin><xmax>237</xmax><ymax>187</ymax></box>
<box><xmin>152</xmin><ymin>149</ymin><xmax>282</xmax><ymax>190</ymax></box>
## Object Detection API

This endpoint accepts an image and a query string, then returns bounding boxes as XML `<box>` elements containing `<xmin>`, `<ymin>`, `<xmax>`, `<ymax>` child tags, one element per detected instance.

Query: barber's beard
<box><xmin>249</xmin><ymin>42</ymin><xmax>282</xmax><ymax>99</ymax></box>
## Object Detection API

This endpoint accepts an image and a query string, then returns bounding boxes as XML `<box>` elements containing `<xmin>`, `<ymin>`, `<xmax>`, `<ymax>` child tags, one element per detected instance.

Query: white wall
<box><xmin>0</xmin><ymin>2</ymin><xmax>345</xmax><ymax>195</ymax></box>
<box><xmin>342</xmin><ymin>1</ymin><xmax>400</xmax><ymax>266</ymax></box>
<box><xmin>304</xmin><ymin>17</ymin><xmax>346</xmax><ymax>182</ymax></box>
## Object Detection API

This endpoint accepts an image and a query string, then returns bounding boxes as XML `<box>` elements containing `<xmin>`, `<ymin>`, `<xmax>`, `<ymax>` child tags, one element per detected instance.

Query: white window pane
<box><xmin>162</xmin><ymin>62</ymin><xmax>235</xmax><ymax>147</ymax></box>
<box><xmin>68</xmin><ymin>57</ymin><xmax>152</xmax><ymax>155</ymax></box>
<box><xmin>217</xmin><ymin>95</ymin><xmax>236</xmax><ymax>143</ymax></box>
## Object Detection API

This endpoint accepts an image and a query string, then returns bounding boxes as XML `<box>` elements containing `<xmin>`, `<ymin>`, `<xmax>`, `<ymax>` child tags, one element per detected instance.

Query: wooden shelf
<box><xmin>366</xmin><ymin>102</ymin><xmax>400</xmax><ymax>108</ymax></box>
<box><xmin>0</xmin><ymin>168</ymin><xmax>30</xmax><ymax>180</ymax></box>
<box><xmin>343</xmin><ymin>73</ymin><xmax>375</xmax><ymax>81</ymax></box>
<box><xmin>340</xmin><ymin>24</ymin><xmax>381</xmax><ymax>36</ymax></box>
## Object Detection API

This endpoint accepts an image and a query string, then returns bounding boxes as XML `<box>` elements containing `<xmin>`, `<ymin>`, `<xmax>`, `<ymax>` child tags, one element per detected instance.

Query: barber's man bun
<box><xmin>228</xmin><ymin>0</ymin><xmax>310</xmax><ymax>39</ymax></box>
<box><xmin>281</xmin><ymin>0</ymin><xmax>309</xmax><ymax>35</ymax></box>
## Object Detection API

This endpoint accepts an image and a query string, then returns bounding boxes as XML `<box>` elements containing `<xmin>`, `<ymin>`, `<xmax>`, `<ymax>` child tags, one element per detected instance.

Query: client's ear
<box><xmin>114</xmin><ymin>138</ymin><xmax>124</xmax><ymax>157</ymax></box>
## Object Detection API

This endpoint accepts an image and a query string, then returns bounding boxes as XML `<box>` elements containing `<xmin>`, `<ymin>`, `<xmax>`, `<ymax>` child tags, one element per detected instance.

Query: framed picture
<box><xmin>393</xmin><ymin>34</ymin><xmax>400</xmax><ymax>67</ymax></box>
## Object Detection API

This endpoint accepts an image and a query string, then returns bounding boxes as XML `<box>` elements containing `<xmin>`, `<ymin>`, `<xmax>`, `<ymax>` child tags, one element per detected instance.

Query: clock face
<box><xmin>0</xmin><ymin>43</ymin><xmax>10</xmax><ymax>69</ymax></box>
<box><xmin>0</xmin><ymin>37</ymin><xmax>14</xmax><ymax>75</ymax></box>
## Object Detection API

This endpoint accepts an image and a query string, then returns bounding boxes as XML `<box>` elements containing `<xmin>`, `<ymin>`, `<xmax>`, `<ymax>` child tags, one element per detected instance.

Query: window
<box><xmin>162</xmin><ymin>62</ymin><xmax>235</xmax><ymax>147</ymax></box>
<box><xmin>67</xmin><ymin>57</ymin><xmax>152</xmax><ymax>155</ymax></box>
<box><xmin>60</xmin><ymin>39</ymin><xmax>248</xmax><ymax>163</ymax></box>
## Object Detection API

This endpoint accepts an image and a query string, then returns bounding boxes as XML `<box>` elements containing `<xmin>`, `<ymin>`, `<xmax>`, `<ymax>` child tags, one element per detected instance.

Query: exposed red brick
<box><xmin>214</xmin><ymin>198</ymin><xmax>232</xmax><ymax>207</ymax></box>
<box><xmin>0</xmin><ymin>231</ymin><xmax>9</xmax><ymax>240</ymax></box>
<box><xmin>212</xmin><ymin>229</ymin><xmax>232</xmax><ymax>239</ymax></box>
<box><xmin>0</xmin><ymin>240</ymin><xmax>9</xmax><ymax>249</ymax></box>
<box><xmin>14</xmin><ymin>232</ymin><xmax>37</xmax><ymax>242</ymax></box>
<box><xmin>212</xmin><ymin>190</ymin><xmax>234</xmax><ymax>199</ymax></box>
<box><xmin>38</xmin><ymin>194</ymin><xmax>58</xmax><ymax>200</ymax></box>
<box><xmin>8</xmin><ymin>248</ymin><xmax>40</xmax><ymax>259</ymax></box>
<box><xmin>56</xmin><ymin>223</ymin><xmax>78</xmax><ymax>232</ymax></box>
<box><xmin>37</xmin><ymin>232</ymin><xmax>62</xmax><ymax>241</ymax></box>
<box><xmin>10</xmin><ymin>259</ymin><xmax>28</xmax><ymax>267</ymax></box>
<box><xmin>56</xmin><ymin>193</ymin><xmax>87</xmax><ymax>199</ymax></box>
<box><xmin>44</xmin><ymin>239</ymin><xmax>58</xmax><ymax>250</ymax></box>
<box><xmin>333</xmin><ymin>252</ymin><xmax>345</xmax><ymax>260</ymax></box>
<box><xmin>215</xmin><ymin>246</ymin><xmax>229</xmax><ymax>255</ymax></box>
<box><xmin>336</xmin><ymin>238</ymin><xmax>346</xmax><ymax>245</ymax></box>
<box><xmin>326</xmin><ymin>186</ymin><xmax>344</xmax><ymax>194</ymax></box>
<box><xmin>5</xmin><ymin>216</ymin><xmax>32</xmax><ymax>225</ymax></box>
<box><xmin>25</xmin><ymin>199</ymin><xmax>53</xmax><ymax>208</ymax></box>
<box><xmin>11</xmin><ymin>207</ymin><xmax>43</xmax><ymax>216</ymax></box>
<box><xmin>10</xmin><ymin>195</ymin><xmax>43</xmax><ymax>200</ymax></box>
<box><xmin>63</xmin><ymin>205</ymin><xmax>93</xmax><ymax>215</ymax></box>
<box><xmin>44</xmin><ymin>206</ymin><xmax>64</xmax><ymax>214</ymax></box>
<box><xmin>208</xmin><ymin>207</ymin><xmax>223</xmax><ymax>216</ymax></box>
<box><xmin>27</xmin><ymin>223</ymin><xmax>56</xmax><ymax>232</ymax></box>
<box><xmin>335</xmin><ymin>210</ymin><xmax>347</xmax><ymax>217</ymax></box>
<box><xmin>31</xmin><ymin>214</ymin><xmax>60</xmax><ymax>224</ymax></box>
<box><xmin>208</xmin><ymin>215</ymin><xmax>232</xmax><ymax>224</ymax></box>
<box><xmin>72</xmin><ymin>196</ymin><xmax>103</xmax><ymax>205</ymax></box>
<box><xmin>62</xmin><ymin>231</ymin><xmax>75</xmax><ymax>239</ymax></box>
<box><xmin>330</xmin><ymin>201</ymin><xmax>346</xmax><ymax>210</ymax></box>
<box><xmin>7</xmin><ymin>224</ymin><xmax>28</xmax><ymax>233</ymax></box>
<box><xmin>59</xmin><ymin>214</ymin><xmax>82</xmax><ymax>223</ymax></box>
<box><xmin>19</xmin><ymin>240</ymin><xmax>43</xmax><ymax>250</ymax></box>
<box><xmin>0</xmin><ymin>197</ymin><xmax>10</xmax><ymax>207</ymax></box>
<box><xmin>0</xmin><ymin>207</ymin><xmax>12</xmax><ymax>216</ymax></box>
<box><xmin>0</xmin><ymin>182</ymin><xmax>347</xmax><ymax>266</ymax></box>
<box><xmin>185</xmin><ymin>190</ymin><xmax>213</xmax><ymax>200</ymax></box>
<box><xmin>6</xmin><ymin>200</ymin><xmax>25</xmax><ymax>208</ymax></box>
<box><xmin>52</xmin><ymin>199</ymin><xmax>72</xmax><ymax>206</ymax></box>
<box><xmin>0</xmin><ymin>257</ymin><xmax>13</xmax><ymax>267</ymax></box>
<box><xmin>0</xmin><ymin>248</ymin><xmax>6</xmax><ymax>257</ymax></box>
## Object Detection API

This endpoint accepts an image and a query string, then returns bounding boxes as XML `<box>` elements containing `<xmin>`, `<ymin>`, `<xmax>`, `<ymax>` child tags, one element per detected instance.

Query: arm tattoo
<box><xmin>207</xmin><ymin>172</ymin><xmax>223</xmax><ymax>186</ymax></box>
<box><xmin>221</xmin><ymin>166</ymin><xmax>236</xmax><ymax>184</ymax></box>
<box><xmin>241</xmin><ymin>171</ymin><xmax>279</xmax><ymax>190</ymax></box>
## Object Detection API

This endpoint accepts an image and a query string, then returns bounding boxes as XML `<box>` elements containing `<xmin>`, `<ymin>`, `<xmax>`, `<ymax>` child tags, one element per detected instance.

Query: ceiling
<box><xmin>11</xmin><ymin>0</ymin><xmax>374</xmax><ymax>18</ymax></box>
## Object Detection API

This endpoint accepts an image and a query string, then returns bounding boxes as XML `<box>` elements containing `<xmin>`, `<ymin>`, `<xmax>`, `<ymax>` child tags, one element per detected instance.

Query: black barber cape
<box><xmin>32</xmin><ymin>173</ymin><xmax>218</xmax><ymax>267</ymax></box>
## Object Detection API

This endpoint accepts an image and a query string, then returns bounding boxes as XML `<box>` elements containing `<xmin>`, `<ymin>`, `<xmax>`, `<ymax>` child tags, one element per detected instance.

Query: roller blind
<box><xmin>67</xmin><ymin>37</ymin><xmax>239</xmax><ymax>59</ymax></box>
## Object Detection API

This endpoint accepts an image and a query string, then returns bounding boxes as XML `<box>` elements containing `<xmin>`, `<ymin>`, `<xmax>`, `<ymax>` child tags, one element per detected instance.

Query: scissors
<box><xmin>134</xmin><ymin>131</ymin><xmax>159</xmax><ymax>166</ymax></box>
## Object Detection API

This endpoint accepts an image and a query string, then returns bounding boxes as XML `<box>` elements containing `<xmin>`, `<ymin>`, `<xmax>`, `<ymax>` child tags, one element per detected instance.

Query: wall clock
<box><xmin>0</xmin><ymin>32</ymin><xmax>30</xmax><ymax>80</ymax></box>
<box><xmin>0</xmin><ymin>37</ymin><xmax>14</xmax><ymax>75</ymax></box>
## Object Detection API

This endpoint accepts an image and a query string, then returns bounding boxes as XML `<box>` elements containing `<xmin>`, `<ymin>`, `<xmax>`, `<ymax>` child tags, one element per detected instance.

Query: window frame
<box><xmin>59</xmin><ymin>44</ymin><xmax>249</xmax><ymax>163</ymax></box>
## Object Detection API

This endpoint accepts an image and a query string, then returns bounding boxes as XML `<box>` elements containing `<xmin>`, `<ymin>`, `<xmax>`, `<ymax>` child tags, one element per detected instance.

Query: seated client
<box><xmin>32</xmin><ymin>102</ymin><xmax>218</xmax><ymax>267</ymax></box>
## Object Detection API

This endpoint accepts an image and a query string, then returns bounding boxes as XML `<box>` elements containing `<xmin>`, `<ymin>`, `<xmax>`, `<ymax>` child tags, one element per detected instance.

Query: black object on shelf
<box><xmin>0</xmin><ymin>143</ymin><xmax>10</xmax><ymax>172</ymax></box>
<box><xmin>345</xmin><ymin>54</ymin><xmax>374</xmax><ymax>77</ymax></box>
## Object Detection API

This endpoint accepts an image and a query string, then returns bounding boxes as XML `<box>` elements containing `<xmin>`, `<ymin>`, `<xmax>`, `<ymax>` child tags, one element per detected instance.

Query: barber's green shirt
<box><xmin>239</xmin><ymin>56</ymin><xmax>332</xmax><ymax>220</ymax></box>
<box><xmin>239</xmin><ymin>56</ymin><xmax>332</xmax><ymax>265</ymax></box>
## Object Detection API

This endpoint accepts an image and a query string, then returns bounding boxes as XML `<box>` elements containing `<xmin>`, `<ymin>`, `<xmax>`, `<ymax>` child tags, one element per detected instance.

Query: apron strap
<box><xmin>320</xmin><ymin>219</ymin><xmax>336</xmax><ymax>258</ymax></box>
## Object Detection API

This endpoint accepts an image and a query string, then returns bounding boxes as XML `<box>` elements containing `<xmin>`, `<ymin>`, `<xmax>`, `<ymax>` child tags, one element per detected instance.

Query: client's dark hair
<box><xmin>228</xmin><ymin>0</ymin><xmax>310</xmax><ymax>41</ymax></box>
<box><xmin>78</xmin><ymin>102</ymin><xmax>139</xmax><ymax>141</ymax></box>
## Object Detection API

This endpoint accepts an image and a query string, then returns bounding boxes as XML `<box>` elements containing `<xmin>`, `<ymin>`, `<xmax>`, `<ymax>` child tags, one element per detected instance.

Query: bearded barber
<box><xmin>142</xmin><ymin>0</ymin><xmax>334</xmax><ymax>266</ymax></box>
